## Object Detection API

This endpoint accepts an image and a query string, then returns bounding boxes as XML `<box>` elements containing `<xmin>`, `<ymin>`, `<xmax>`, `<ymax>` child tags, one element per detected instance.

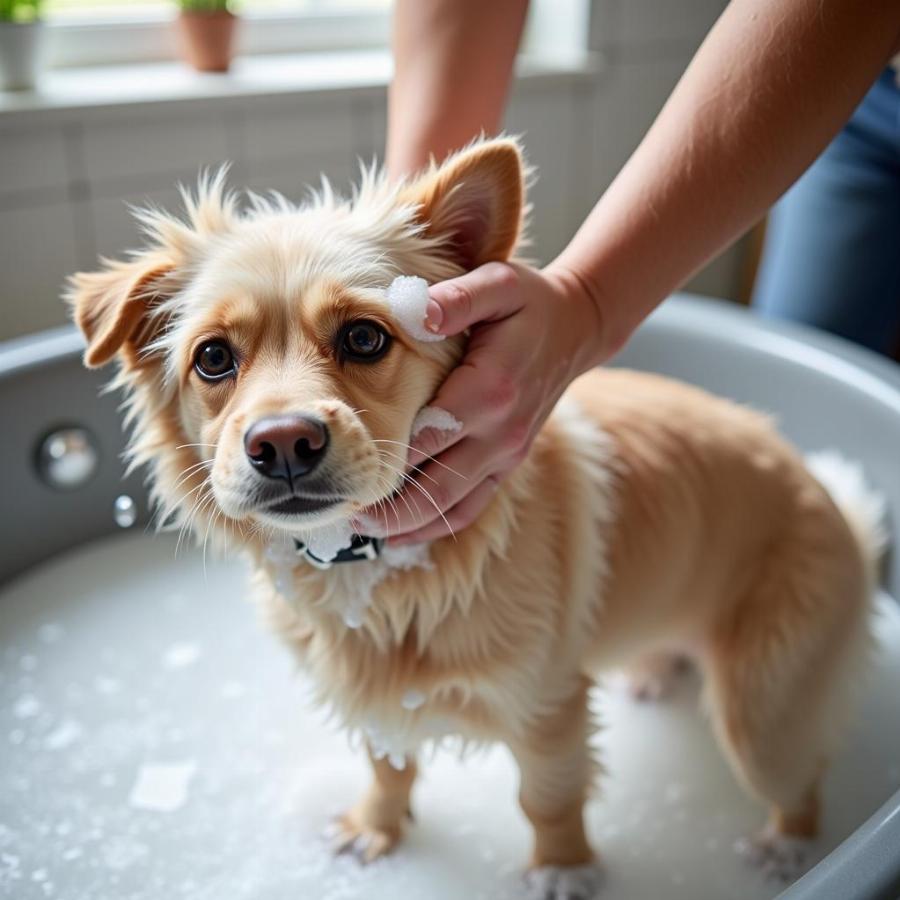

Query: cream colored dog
<box><xmin>69</xmin><ymin>139</ymin><xmax>883</xmax><ymax>898</ymax></box>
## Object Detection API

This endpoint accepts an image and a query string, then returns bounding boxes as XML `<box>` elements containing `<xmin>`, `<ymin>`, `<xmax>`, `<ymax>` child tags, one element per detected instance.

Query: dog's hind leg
<box><xmin>703</xmin><ymin>536</ymin><xmax>869</xmax><ymax>882</ymax></box>
<box><xmin>509</xmin><ymin>676</ymin><xmax>604</xmax><ymax>900</ymax></box>
<box><xmin>329</xmin><ymin>745</ymin><xmax>417</xmax><ymax>863</ymax></box>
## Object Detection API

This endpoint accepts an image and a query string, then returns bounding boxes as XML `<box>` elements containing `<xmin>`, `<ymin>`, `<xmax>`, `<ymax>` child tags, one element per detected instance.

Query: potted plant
<box><xmin>0</xmin><ymin>0</ymin><xmax>43</xmax><ymax>91</ymax></box>
<box><xmin>177</xmin><ymin>0</ymin><xmax>238</xmax><ymax>74</ymax></box>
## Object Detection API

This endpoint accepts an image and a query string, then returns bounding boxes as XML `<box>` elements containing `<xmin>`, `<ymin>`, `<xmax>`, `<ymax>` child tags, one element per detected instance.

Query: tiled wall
<box><xmin>0</xmin><ymin>0</ymin><xmax>739</xmax><ymax>342</ymax></box>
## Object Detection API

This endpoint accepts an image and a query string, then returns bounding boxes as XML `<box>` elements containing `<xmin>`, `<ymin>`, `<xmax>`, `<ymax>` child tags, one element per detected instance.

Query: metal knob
<box><xmin>36</xmin><ymin>427</ymin><xmax>100</xmax><ymax>491</ymax></box>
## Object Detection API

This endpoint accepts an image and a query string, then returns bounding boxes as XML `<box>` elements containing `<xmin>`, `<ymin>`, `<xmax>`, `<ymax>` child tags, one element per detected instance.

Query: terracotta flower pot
<box><xmin>177</xmin><ymin>10</ymin><xmax>237</xmax><ymax>73</ymax></box>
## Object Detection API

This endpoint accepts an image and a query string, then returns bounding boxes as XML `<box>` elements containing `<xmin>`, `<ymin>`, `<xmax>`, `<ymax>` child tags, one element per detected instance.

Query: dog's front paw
<box><xmin>325</xmin><ymin>811</ymin><xmax>403</xmax><ymax>864</ymax></box>
<box><xmin>525</xmin><ymin>863</ymin><xmax>604</xmax><ymax>900</ymax></box>
<box><xmin>734</xmin><ymin>829</ymin><xmax>812</xmax><ymax>883</ymax></box>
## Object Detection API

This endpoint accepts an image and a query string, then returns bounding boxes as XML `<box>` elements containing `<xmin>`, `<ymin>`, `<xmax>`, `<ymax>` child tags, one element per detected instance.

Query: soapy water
<box><xmin>1</xmin><ymin>532</ymin><xmax>899</xmax><ymax>900</ymax></box>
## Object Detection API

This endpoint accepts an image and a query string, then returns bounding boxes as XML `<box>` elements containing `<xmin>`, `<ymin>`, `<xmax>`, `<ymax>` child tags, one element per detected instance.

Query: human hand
<box><xmin>354</xmin><ymin>260</ymin><xmax>607</xmax><ymax>544</ymax></box>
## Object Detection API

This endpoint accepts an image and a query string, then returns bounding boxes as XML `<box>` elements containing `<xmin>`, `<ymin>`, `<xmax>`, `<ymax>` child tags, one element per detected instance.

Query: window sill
<box><xmin>0</xmin><ymin>49</ymin><xmax>602</xmax><ymax>126</ymax></box>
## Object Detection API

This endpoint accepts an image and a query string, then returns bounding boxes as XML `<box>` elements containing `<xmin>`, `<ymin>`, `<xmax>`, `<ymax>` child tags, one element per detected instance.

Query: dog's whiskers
<box><xmin>371</xmin><ymin>439</ymin><xmax>467</xmax><ymax>480</ymax></box>
<box><xmin>375</xmin><ymin>447</ymin><xmax>441</xmax><ymax>487</ymax></box>
<box><xmin>371</xmin><ymin>469</ymin><xmax>407</xmax><ymax>532</ymax></box>
<box><xmin>171</xmin><ymin>459</ymin><xmax>214</xmax><ymax>493</ymax></box>
<box><xmin>162</xmin><ymin>477</ymin><xmax>211</xmax><ymax>534</ymax></box>
<box><xmin>174</xmin><ymin>482</ymin><xmax>216</xmax><ymax>559</ymax></box>
<box><xmin>376</xmin><ymin>455</ymin><xmax>457</xmax><ymax>541</ymax></box>
<box><xmin>372</xmin><ymin>460</ymin><xmax>414</xmax><ymax>527</ymax></box>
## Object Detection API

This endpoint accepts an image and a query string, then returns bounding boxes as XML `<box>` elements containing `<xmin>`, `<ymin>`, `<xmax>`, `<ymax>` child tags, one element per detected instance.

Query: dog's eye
<box><xmin>340</xmin><ymin>320</ymin><xmax>390</xmax><ymax>362</ymax></box>
<box><xmin>194</xmin><ymin>341</ymin><xmax>236</xmax><ymax>381</ymax></box>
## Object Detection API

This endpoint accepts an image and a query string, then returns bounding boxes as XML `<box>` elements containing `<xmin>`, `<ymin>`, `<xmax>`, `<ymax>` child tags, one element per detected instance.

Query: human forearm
<box><xmin>387</xmin><ymin>0</ymin><xmax>528</xmax><ymax>180</ymax></box>
<box><xmin>553</xmin><ymin>0</ymin><xmax>900</xmax><ymax>358</ymax></box>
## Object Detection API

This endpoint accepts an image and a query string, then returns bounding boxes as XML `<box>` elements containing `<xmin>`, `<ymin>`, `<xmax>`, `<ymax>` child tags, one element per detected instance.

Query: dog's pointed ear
<box><xmin>68</xmin><ymin>253</ymin><xmax>174</xmax><ymax>368</ymax></box>
<box><xmin>400</xmin><ymin>138</ymin><xmax>525</xmax><ymax>271</ymax></box>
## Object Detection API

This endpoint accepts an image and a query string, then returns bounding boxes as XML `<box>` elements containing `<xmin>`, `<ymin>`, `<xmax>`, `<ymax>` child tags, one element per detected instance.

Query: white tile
<box><xmin>81</xmin><ymin>114</ymin><xmax>231</xmax><ymax>185</ymax></box>
<box><xmin>619</xmin><ymin>0</ymin><xmax>726</xmax><ymax>47</ymax></box>
<box><xmin>507</xmin><ymin>86</ymin><xmax>583</xmax><ymax>263</ymax></box>
<box><xmin>90</xmin><ymin>184</ymin><xmax>185</xmax><ymax>260</ymax></box>
<box><xmin>0</xmin><ymin>202</ymin><xmax>80</xmax><ymax>339</ymax></box>
<box><xmin>244</xmin><ymin>153</ymin><xmax>359</xmax><ymax>203</ymax></box>
<box><xmin>685</xmin><ymin>238</ymin><xmax>749</xmax><ymax>302</ymax></box>
<box><xmin>593</xmin><ymin>0</ymin><xmax>726</xmax><ymax>50</ymax></box>
<box><xmin>350</xmin><ymin>94</ymin><xmax>387</xmax><ymax>165</ymax></box>
<box><xmin>590</xmin><ymin>55</ymin><xmax>691</xmax><ymax>191</ymax></box>
<box><xmin>0</xmin><ymin>126</ymin><xmax>70</xmax><ymax>198</ymax></box>
<box><xmin>241</xmin><ymin>95</ymin><xmax>355</xmax><ymax>165</ymax></box>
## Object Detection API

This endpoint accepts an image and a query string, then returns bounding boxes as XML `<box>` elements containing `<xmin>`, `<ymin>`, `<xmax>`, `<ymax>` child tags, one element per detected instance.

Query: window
<box><xmin>45</xmin><ymin>0</ymin><xmax>391</xmax><ymax>19</ymax></box>
<box><xmin>43</xmin><ymin>0</ymin><xmax>393</xmax><ymax>69</ymax></box>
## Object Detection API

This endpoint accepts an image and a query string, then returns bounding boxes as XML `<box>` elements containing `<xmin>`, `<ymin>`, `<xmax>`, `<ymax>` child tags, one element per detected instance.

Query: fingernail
<box><xmin>424</xmin><ymin>299</ymin><xmax>443</xmax><ymax>333</ymax></box>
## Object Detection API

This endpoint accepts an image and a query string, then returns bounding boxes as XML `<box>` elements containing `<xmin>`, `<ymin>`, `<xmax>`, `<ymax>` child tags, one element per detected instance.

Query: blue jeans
<box><xmin>753</xmin><ymin>69</ymin><xmax>900</xmax><ymax>356</ymax></box>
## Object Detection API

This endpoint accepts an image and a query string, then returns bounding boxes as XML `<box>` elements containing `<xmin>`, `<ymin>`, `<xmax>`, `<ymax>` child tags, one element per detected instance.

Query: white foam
<box><xmin>526</xmin><ymin>862</ymin><xmax>604</xmax><ymax>900</ymax></box>
<box><xmin>94</xmin><ymin>676</ymin><xmax>122</xmax><ymax>695</ymax></box>
<box><xmin>410</xmin><ymin>406</ymin><xmax>463</xmax><ymax>440</ymax></box>
<box><xmin>13</xmin><ymin>695</ymin><xmax>41</xmax><ymax>719</ymax></box>
<box><xmin>44</xmin><ymin>719</ymin><xmax>82</xmax><ymax>751</ymax></box>
<box><xmin>6</xmin><ymin>532</ymin><xmax>897</xmax><ymax>900</ymax></box>
<box><xmin>733</xmin><ymin>828</ymin><xmax>811</xmax><ymax>883</ymax></box>
<box><xmin>269</xmin><ymin>532</ymin><xmax>434</xmax><ymax>630</ymax></box>
<box><xmin>806</xmin><ymin>449</ymin><xmax>888</xmax><ymax>561</ymax></box>
<box><xmin>385</xmin><ymin>276</ymin><xmax>445</xmax><ymax>343</ymax></box>
<box><xmin>304</xmin><ymin>520</ymin><xmax>354</xmax><ymax>563</ymax></box>
<box><xmin>128</xmin><ymin>762</ymin><xmax>196</xmax><ymax>813</ymax></box>
<box><xmin>365</xmin><ymin>722</ymin><xmax>410</xmax><ymax>771</ymax></box>
<box><xmin>162</xmin><ymin>642</ymin><xmax>201</xmax><ymax>670</ymax></box>
<box><xmin>101</xmin><ymin>836</ymin><xmax>149</xmax><ymax>871</ymax></box>
<box><xmin>380</xmin><ymin>542</ymin><xmax>433</xmax><ymax>571</ymax></box>
<box><xmin>221</xmin><ymin>681</ymin><xmax>247</xmax><ymax>699</ymax></box>
<box><xmin>341</xmin><ymin>600</ymin><xmax>367</xmax><ymax>630</ymax></box>
<box><xmin>400</xmin><ymin>689</ymin><xmax>426</xmax><ymax>711</ymax></box>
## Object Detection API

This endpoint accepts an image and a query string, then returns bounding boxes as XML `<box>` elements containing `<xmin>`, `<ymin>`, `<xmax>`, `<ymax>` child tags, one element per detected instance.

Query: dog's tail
<box><xmin>806</xmin><ymin>450</ymin><xmax>888</xmax><ymax>580</ymax></box>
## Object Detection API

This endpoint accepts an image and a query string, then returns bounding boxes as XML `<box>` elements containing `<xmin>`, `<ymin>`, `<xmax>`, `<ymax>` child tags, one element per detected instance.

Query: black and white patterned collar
<box><xmin>293</xmin><ymin>534</ymin><xmax>383</xmax><ymax>570</ymax></box>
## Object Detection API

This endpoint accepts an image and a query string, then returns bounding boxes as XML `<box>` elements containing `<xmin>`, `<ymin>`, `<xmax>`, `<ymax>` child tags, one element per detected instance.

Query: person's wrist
<box><xmin>543</xmin><ymin>262</ymin><xmax>613</xmax><ymax>373</ymax></box>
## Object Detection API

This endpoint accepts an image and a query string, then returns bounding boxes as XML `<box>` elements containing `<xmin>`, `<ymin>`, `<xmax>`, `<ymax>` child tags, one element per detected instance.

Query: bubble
<box><xmin>113</xmin><ymin>495</ymin><xmax>137</xmax><ymax>529</ymax></box>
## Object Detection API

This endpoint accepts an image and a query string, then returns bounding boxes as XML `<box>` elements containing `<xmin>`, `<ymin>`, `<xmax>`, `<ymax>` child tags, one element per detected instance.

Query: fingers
<box><xmin>356</xmin><ymin>438</ymin><xmax>495</xmax><ymax>538</ymax></box>
<box><xmin>390</xmin><ymin>475</ymin><xmax>501</xmax><ymax>545</ymax></box>
<box><xmin>426</xmin><ymin>261</ymin><xmax>524</xmax><ymax>336</ymax></box>
<box><xmin>407</xmin><ymin>341</ymin><xmax>527</xmax><ymax>468</ymax></box>
<box><xmin>406</xmin><ymin>361</ymin><xmax>482</xmax><ymax>467</ymax></box>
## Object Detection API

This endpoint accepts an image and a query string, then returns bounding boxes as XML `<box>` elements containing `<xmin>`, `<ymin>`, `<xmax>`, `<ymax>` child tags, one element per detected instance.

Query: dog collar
<box><xmin>293</xmin><ymin>534</ymin><xmax>383</xmax><ymax>570</ymax></box>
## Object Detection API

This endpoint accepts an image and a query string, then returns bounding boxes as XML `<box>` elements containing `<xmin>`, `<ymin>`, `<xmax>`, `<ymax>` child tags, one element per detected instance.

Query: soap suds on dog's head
<box><xmin>411</xmin><ymin>406</ymin><xmax>463</xmax><ymax>439</ymax></box>
<box><xmin>385</xmin><ymin>276</ymin><xmax>445</xmax><ymax>343</ymax></box>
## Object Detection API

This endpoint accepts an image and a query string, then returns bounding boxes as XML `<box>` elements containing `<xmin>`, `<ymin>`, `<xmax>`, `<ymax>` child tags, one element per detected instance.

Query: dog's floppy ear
<box><xmin>68</xmin><ymin>252</ymin><xmax>174</xmax><ymax>369</ymax></box>
<box><xmin>401</xmin><ymin>138</ymin><xmax>525</xmax><ymax>271</ymax></box>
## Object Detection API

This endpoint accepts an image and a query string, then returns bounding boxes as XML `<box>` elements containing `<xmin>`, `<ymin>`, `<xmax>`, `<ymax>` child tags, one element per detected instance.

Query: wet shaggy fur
<box><xmin>69</xmin><ymin>139</ymin><xmax>881</xmax><ymax>897</ymax></box>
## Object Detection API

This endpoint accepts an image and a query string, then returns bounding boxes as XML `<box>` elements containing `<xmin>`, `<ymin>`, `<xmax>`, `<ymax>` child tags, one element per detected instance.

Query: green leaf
<box><xmin>0</xmin><ymin>0</ymin><xmax>42</xmax><ymax>23</ymax></box>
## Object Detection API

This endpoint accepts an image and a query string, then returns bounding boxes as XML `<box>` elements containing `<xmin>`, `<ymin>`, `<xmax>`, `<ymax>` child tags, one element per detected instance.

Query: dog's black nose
<box><xmin>244</xmin><ymin>415</ymin><xmax>329</xmax><ymax>481</ymax></box>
